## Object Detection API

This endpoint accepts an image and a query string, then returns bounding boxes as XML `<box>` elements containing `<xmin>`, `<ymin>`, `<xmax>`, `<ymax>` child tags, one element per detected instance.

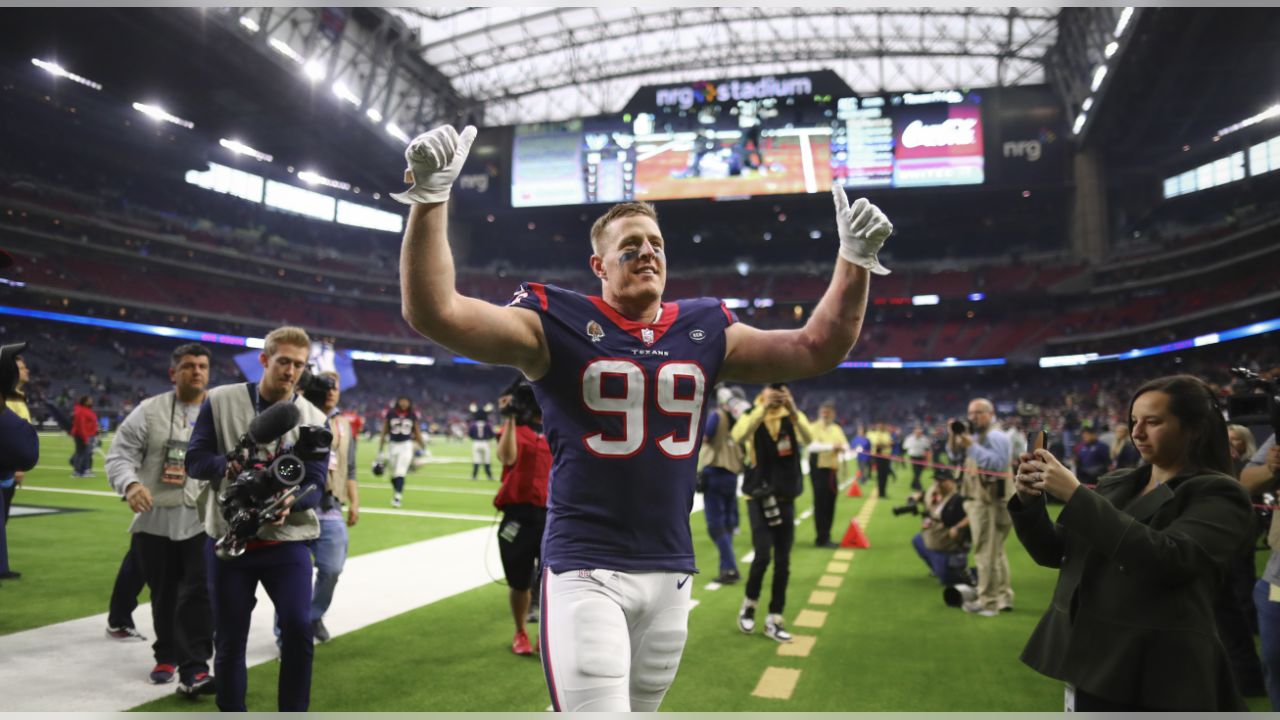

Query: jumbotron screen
<box><xmin>510</xmin><ymin>90</ymin><xmax>985</xmax><ymax>207</ymax></box>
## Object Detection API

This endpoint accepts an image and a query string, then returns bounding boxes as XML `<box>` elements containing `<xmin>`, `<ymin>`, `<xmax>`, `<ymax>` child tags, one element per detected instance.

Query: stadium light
<box><xmin>268</xmin><ymin>38</ymin><xmax>304</xmax><ymax>64</ymax></box>
<box><xmin>365</xmin><ymin>107</ymin><xmax>383</xmax><ymax>123</ymax></box>
<box><xmin>1104</xmin><ymin>41</ymin><xmax>1119</xmax><ymax>59</ymax></box>
<box><xmin>297</xmin><ymin>170</ymin><xmax>351</xmax><ymax>191</ymax></box>
<box><xmin>218</xmin><ymin>138</ymin><xmax>273</xmax><ymax>162</ymax></box>
<box><xmin>1218</xmin><ymin>103</ymin><xmax>1280</xmax><ymax>138</ymax></box>
<box><xmin>1073</xmin><ymin>112</ymin><xmax>1087</xmax><ymax>135</ymax></box>
<box><xmin>332</xmin><ymin>81</ymin><xmax>360</xmax><ymax>107</ymax></box>
<box><xmin>1114</xmin><ymin>6</ymin><xmax>1134</xmax><ymax>37</ymax></box>
<box><xmin>1081</xmin><ymin>97</ymin><xmax>1094</xmax><ymax>112</ymax></box>
<box><xmin>911</xmin><ymin>294</ymin><xmax>940</xmax><ymax>306</ymax></box>
<box><xmin>238</xmin><ymin>15</ymin><xmax>259</xmax><ymax>33</ymax></box>
<box><xmin>31</xmin><ymin>58</ymin><xmax>102</xmax><ymax>90</ymax></box>
<box><xmin>1090</xmin><ymin>65</ymin><xmax>1108</xmax><ymax>92</ymax></box>
<box><xmin>132</xmin><ymin>102</ymin><xmax>194</xmax><ymax>129</ymax></box>
<box><xmin>385</xmin><ymin>122</ymin><xmax>410</xmax><ymax>144</ymax></box>
<box><xmin>303</xmin><ymin>60</ymin><xmax>326</xmax><ymax>82</ymax></box>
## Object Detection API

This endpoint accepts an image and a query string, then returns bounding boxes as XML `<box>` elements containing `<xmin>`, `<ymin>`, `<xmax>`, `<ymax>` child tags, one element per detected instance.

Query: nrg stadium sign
<box><xmin>654</xmin><ymin>75</ymin><xmax>814</xmax><ymax>110</ymax></box>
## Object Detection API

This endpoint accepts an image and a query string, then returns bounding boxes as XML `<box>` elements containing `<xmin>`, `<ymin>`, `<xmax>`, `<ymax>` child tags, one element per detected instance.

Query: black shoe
<box><xmin>716</xmin><ymin>568</ymin><xmax>741</xmax><ymax>584</ymax></box>
<box><xmin>0</xmin><ymin>571</ymin><xmax>21</xmax><ymax>580</ymax></box>
<box><xmin>815</xmin><ymin>540</ymin><xmax>840</xmax><ymax>549</ymax></box>
<box><xmin>176</xmin><ymin>672</ymin><xmax>215</xmax><ymax>698</ymax></box>
<box><xmin>312</xmin><ymin>619</ymin><xmax>330</xmax><ymax>643</ymax></box>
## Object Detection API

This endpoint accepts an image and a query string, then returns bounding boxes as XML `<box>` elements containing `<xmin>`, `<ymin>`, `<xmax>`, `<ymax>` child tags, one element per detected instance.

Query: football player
<box><xmin>379</xmin><ymin>396</ymin><xmax>422</xmax><ymax>508</ymax></box>
<box><xmin>393</xmin><ymin>125</ymin><xmax>891</xmax><ymax>711</ymax></box>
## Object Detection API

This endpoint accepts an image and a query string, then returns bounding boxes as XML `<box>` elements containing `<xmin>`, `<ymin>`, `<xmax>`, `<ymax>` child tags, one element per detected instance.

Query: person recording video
<box><xmin>492</xmin><ymin>376</ymin><xmax>551</xmax><ymax>657</ymax></box>
<box><xmin>732</xmin><ymin>383</ymin><xmax>813</xmax><ymax>643</ymax></box>
<box><xmin>184</xmin><ymin>326</ymin><xmax>329</xmax><ymax>712</ymax></box>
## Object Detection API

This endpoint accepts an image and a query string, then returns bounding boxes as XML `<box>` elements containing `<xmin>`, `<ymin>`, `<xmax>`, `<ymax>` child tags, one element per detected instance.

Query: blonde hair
<box><xmin>1228</xmin><ymin>423</ymin><xmax>1257</xmax><ymax>459</ymax></box>
<box><xmin>589</xmin><ymin>202</ymin><xmax>658</xmax><ymax>255</ymax></box>
<box><xmin>263</xmin><ymin>326</ymin><xmax>311</xmax><ymax>357</ymax></box>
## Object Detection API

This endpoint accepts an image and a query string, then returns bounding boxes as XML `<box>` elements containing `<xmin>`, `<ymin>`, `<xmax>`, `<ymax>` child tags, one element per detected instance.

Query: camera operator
<box><xmin>905</xmin><ymin>468</ymin><xmax>970</xmax><ymax>585</ymax></box>
<box><xmin>948</xmin><ymin>398</ymin><xmax>1014</xmax><ymax>616</ymax></box>
<box><xmin>492</xmin><ymin>376</ymin><xmax>551</xmax><ymax>657</ymax></box>
<box><xmin>698</xmin><ymin>385</ymin><xmax>750</xmax><ymax>583</ymax></box>
<box><xmin>184</xmin><ymin>326</ymin><xmax>328</xmax><ymax>712</ymax></box>
<box><xmin>0</xmin><ymin>342</ymin><xmax>38</xmax><ymax>584</ymax></box>
<box><xmin>732</xmin><ymin>383</ymin><xmax>813</xmax><ymax>643</ymax></box>
<box><xmin>300</xmin><ymin>370</ymin><xmax>359</xmax><ymax>644</ymax></box>
<box><xmin>104</xmin><ymin>342</ymin><xmax>215</xmax><ymax>696</ymax></box>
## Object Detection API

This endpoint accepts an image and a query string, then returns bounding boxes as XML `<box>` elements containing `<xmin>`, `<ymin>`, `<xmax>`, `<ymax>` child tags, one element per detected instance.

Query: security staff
<box><xmin>185</xmin><ymin>327</ymin><xmax>327</xmax><ymax>712</ymax></box>
<box><xmin>105</xmin><ymin>342</ymin><xmax>216</xmax><ymax>696</ymax></box>
<box><xmin>806</xmin><ymin>401</ymin><xmax>849</xmax><ymax>548</ymax></box>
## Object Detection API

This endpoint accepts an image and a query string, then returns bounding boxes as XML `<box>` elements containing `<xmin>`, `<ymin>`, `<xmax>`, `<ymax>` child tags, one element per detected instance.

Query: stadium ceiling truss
<box><xmin>214</xmin><ymin>7</ymin><xmax>1058</xmax><ymax>144</ymax></box>
<box><xmin>393</xmin><ymin>7</ymin><xmax>1060</xmax><ymax>127</ymax></box>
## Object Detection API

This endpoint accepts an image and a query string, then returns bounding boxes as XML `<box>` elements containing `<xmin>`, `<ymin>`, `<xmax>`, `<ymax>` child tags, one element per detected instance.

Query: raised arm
<box><xmin>721</xmin><ymin>185</ymin><xmax>891</xmax><ymax>383</ymax></box>
<box><xmin>394</xmin><ymin>125</ymin><xmax>548</xmax><ymax>378</ymax></box>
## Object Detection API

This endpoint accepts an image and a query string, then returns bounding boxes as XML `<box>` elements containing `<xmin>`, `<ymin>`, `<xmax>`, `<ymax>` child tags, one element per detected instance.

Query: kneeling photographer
<box><xmin>185</xmin><ymin>327</ymin><xmax>329</xmax><ymax>712</ymax></box>
<box><xmin>902</xmin><ymin>468</ymin><xmax>970</xmax><ymax>586</ymax></box>
<box><xmin>732</xmin><ymin>383</ymin><xmax>813</xmax><ymax>643</ymax></box>
<box><xmin>492</xmin><ymin>376</ymin><xmax>551</xmax><ymax>657</ymax></box>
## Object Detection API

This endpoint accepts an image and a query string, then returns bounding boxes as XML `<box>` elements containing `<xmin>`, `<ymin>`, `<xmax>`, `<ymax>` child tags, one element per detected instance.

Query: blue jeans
<box><xmin>912</xmin><ymin>533</ymin><xmax>966</xmax><ymax>586</ymax></box>
<box><xmin>1254</xmin><ymin>579</ymin><xmax>1280</xmax><ymax>710</ymax></box>
<box><xmin>701</xmin><ymin>468</ymin><xmax>738</xmax><ymax>572</ymax></box>
<box><xmin>309</xmin><ymin>516</ymin><xmax>348</xmax><ymax>621</ymax></box>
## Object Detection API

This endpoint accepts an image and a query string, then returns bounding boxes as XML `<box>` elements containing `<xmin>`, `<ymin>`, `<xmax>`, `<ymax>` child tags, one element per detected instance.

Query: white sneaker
<box><xmin>737</xmin><ymin>599</ymin><xmax>757</xmax><ymax>634</ymax></box>
<box><xmin>764</xmin><ymin>614</ymin><xmax>793</xmax><ymax>643</ymax></box>
<box><xmin>962</xmin><ymin>600</ymin><xmax>998</xmax><ymax>617</ymax></box>
<box><xmin>392</xmin><ymin>493</ymin><xmax>402</xmax><ymax>508</ymax></box>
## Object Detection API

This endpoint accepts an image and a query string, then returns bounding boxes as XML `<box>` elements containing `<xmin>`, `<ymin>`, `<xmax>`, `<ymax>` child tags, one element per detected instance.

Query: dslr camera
<box><xmin>216</xmin><ymin>406</ymin><xmax>332</xmax><ymax>560</ymax></box>
<box><xmin>500</xmin><ymin>374</ymin><xmax>540</xmax><ymax>426</ymax></box>
<box><xmin>892</xmin><ymin>495</ymin><xmax>921</xmax><ymax>517</ymax></box>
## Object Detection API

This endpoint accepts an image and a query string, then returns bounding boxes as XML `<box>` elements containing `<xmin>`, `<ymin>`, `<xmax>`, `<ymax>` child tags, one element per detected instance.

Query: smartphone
<box><xmin>1028</xmin><ymin>429</ymin><xmax>1047</xmax><ymax>453</ymax></box>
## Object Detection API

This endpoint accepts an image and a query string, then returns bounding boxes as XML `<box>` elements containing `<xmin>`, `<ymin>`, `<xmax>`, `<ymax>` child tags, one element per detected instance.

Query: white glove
<box><xmin>391</xmin><ymin>124</ymin><xmax>478</xmax><ymax>205</ymax></box>
<box><xmin>832</xmin><ymin>184</ymin><xmax>893</xmax><ymax>275</ymax></box>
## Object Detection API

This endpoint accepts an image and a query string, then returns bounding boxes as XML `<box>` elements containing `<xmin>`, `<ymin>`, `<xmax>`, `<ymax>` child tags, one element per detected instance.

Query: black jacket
<box><xmin>1009</xmin><ymin>465</ymin><xmax>1252</xmax><ymax>710</ymax></box>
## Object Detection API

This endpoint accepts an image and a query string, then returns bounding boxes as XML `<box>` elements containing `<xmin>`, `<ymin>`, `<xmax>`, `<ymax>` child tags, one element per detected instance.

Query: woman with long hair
<box><xmin>1009</xmin><ymin>374</ymin><xmax>1252</xmax><ymax>711</ymax></box>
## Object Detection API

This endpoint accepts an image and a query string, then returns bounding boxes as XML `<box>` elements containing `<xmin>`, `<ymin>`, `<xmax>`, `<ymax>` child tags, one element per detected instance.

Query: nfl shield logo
<box><xmin>641</xmin><ymin>327</ymin><xmax>655</xmax><ymax>346</ymax></box>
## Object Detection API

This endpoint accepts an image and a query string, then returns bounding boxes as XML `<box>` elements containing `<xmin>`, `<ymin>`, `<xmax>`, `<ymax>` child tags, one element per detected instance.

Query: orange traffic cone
<box><xmin>847</xmin><ymin>480</ymin><xmax>863</xmax><ymax>497</ymax></box>
<box><xmin>840</xmin><ymin>518</ymin><xmax>870</xmax><ymax>549</ymax></box>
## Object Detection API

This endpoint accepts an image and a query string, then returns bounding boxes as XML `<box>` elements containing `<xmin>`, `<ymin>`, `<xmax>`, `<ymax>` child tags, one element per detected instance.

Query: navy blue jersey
<box><xmin>509</xmin><ymin>282</ymin><xmax>736</xmax><ymax>573</ymax></box>
<box><xmin>385</xmin><ymin>408</ymin><xmax>418</xmax><ymax>442</ymax></box>
<box><xmin>468</xmin><ymin>419</ymin><xmax>494</xmax><ymax>441</ymax></box>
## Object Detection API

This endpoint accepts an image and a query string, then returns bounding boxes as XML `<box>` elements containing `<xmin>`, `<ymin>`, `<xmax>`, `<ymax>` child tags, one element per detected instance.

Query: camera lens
<box><xmin>269</xmin><ymin>455</ymin><xmax>305</xmax><ymax>486</ymax></box>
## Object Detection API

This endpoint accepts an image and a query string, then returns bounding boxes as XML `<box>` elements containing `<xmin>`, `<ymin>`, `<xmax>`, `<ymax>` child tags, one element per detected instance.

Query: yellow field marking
<box><xmin>817</xmin><ymin>574</ymin><xmax>844</xmax><ymax>588</ymax></box>
<box><xmin>777</xmin><ymin>635</ymin><xmax>816</xmax><ymax>657</ymax></box>
<box><xmin>825</xmin><ymin>561</ymin><xmax>850</xmax><ymax>574</ymax></box>
<box><xmin>752</xmin><ymin>667</ymin><xmax>802</xmax><ymax>700</ymax></box>
<box><xmin>808</xmin><ymin>590</ymin><xmax>837</xmax><ymax>606</ymax></box>
<box><xmin>833</xmin><ymin>549</ymin><xmax>854</xmax><ymax>561</ymax></box>
<box><xmin>793</xmin><ymin>609</ymin><xmax>827</xmax><ymax>628</ymax></box>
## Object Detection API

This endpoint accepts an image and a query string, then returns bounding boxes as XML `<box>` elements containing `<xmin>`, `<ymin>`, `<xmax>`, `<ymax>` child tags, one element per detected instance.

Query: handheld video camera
<box><xmin>215</xmin><ymin>403</ymin><xmax>331</xmax><ymax>560</ymax></box>
<box><xmin>1228</xmin><ymin>368</ymin><xmax>1280</xmax><ymax>437</ymax></box>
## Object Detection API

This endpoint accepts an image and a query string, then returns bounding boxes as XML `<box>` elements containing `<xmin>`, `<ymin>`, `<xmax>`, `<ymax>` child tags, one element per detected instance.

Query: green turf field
<box><xmin>4</xmin><ymin>434</ymin><xmax>1270</xmax><ymax>711</ymax></box>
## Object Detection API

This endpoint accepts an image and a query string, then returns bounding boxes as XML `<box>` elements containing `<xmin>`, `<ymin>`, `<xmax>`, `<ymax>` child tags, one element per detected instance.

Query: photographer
<box><xmin>300</xmin><ymin>370</ymin><xmax>358</xmax><ymax>644</ymax></box>
<box><xmin>492</xmin><ymin>376</ymin><xmax>550</xmax><ymax>656</ymax></box>
<box><xmin>1010</xmin><ymin>375</ymin><xmax>1251</xmax><ymax>710</ymax></box>
<box><xmin>184</xmin><ymin>326</ymin><xmax>328</xmax><ymax>712</ymax></box>
<box><xmin>104</xmin><ymin>342</ymin><xmax>215</xmax><ymax>696</ymax></box>
<box><xmin>949</xmin><ymin>398</ymin><xmax>1014</xmax><ymax>616</ymax></box>
<box><xmin>732</xmin><ymin>384</ymin><xmax>813</xmax><ymax>643</ymax></box>
<box><xmin>905</xmin><ymin>469</ymin><xmax>970</xmax><ymax>585</ymax></box>
<box><xmin>698</xmin><ymin>385</ymin><xmax>750</xmax><ymax>583</ymax></box>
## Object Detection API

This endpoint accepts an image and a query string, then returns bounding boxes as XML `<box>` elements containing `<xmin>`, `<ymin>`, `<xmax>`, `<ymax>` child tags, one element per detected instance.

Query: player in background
<box><xmin>469</xmin><ymin>404</ymin><xmax>496</xmax><ymax>480</ymax></box>
<box><xmin>379</xmin><ymin>397</ymin><xmax>423</xmax><ymax>508</ymax></box>
<box><xmin>392</xmin><ymin>124</ymin><xmax>892</xmax><ymax>712</ymax></box>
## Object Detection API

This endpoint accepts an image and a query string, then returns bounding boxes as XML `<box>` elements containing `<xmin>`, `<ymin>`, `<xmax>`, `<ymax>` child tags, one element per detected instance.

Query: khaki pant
<box><xmin>963</xmin><ymin>499</ymin><xmax>1013</xmax><ymax>611</ymax></box>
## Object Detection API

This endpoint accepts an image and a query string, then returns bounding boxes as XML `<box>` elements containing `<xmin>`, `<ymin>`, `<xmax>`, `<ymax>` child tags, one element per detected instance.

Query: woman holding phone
<box><xmin>1008</xmin><ymin>374</ymin><xmax>1252</xmax><ymax>711</ymax></box>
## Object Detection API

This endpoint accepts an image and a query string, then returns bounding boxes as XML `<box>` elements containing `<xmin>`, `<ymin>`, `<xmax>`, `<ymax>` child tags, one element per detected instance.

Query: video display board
<box><xmin>511</xmin><ymin>76</ymin><xmax>988</xmax><ymax>208</ymax></box>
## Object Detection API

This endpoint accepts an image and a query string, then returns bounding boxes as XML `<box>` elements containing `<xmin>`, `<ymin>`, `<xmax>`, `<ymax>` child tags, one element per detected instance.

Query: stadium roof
<box><xmin>390</xmin><ymin>7</ymin><xmax>1060</xmax><ymax>126</ymax></box>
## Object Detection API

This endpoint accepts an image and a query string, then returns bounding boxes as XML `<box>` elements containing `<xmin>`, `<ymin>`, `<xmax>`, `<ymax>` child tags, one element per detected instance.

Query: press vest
<box><xmin>699</xmin><ymin>408</ymin><xmax>744</xmax><ymax>474</ymax></box>
<box><xmin>135</xmin><ymin>390</ymin><xmax>201</xmax><ymax>508</ymax></box>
